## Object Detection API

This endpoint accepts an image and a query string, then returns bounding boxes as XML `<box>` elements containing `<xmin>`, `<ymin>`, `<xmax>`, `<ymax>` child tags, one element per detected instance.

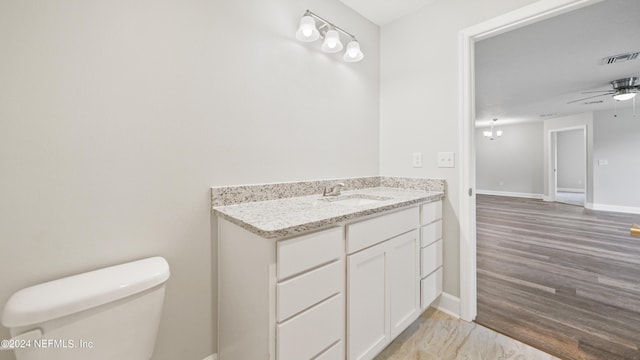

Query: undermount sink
<box><xmin>320</xmin><ymin>194</ymin><xmax>392</xmax><ymax>206</ymax></box>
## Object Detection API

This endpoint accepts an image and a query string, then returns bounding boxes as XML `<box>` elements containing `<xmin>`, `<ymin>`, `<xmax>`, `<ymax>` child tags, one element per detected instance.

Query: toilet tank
<box><xmin>1</xmin><ymin>257</ymin><xmax>170</xmax><ymax>360</ymax></box>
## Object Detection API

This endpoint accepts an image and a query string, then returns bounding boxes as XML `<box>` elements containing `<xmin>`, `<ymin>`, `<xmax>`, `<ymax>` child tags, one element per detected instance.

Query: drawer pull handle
<box><xmin>631</xmin><ymin>224</ymin><xmax>640</xmax><ymax>237</ymax></box>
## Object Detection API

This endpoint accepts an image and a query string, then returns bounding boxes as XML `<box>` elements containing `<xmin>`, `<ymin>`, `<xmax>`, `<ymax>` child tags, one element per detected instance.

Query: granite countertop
<box><xmin>213</xmin><ymin>187</ymin><xmax>444</xmax><ymax>239</ymax></box>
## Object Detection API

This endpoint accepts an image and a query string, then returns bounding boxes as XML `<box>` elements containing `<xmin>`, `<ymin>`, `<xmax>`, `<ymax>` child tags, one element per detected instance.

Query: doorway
<box><xmin>458</xmin><ymin>0</ymin><xmax>603</xmax><ymax>322</ymax></box>
<box><xmin>549</xmin><ymin>127</ymin><xmax>587</xmax><ymax>207</ymax></box>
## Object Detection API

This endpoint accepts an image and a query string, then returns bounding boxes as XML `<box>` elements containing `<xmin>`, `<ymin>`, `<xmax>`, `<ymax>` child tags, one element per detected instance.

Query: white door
<box><xmin>389</xmin><ymin>230</ymin><xmax>420</xmax><ymax>338</ymax></box>
<box><xmin>347</xmin><ymin>243</ymin><xmax>390</xmax><ymax>360</ymax></box>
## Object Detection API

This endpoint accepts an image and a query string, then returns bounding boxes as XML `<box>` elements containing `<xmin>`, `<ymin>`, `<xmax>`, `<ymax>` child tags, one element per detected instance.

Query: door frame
<box><xmin>547</xmin><ymin>126</ymin><xmax>588</xmax><ymax>205</ymax></box>
<box><xmin>457</xmin><ymin>0</ymin><xmax>603</xmax><ymax>322</ymax></box>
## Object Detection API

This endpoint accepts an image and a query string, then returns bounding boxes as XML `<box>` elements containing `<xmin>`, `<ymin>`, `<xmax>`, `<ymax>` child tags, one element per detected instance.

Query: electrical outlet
<box><xmin>412</xmin><ymin>152</ymin><xmax>423</xmax><ymax>168</ymax></box>
<box><xmin>437</xmin><ymin>152</ymin><xmax>455</xmax><ymax>168</ymax></box>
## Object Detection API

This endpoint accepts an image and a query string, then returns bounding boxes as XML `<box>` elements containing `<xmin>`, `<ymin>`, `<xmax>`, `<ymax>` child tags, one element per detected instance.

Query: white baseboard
<box><xmin>557</xmin><ymin>187</ymin><xmax>584</xmax><ymax>193</ymax></box>
<box><xmin>589</xmin><ymin>203</ymin><xmax>640</xmax><ymax>215</ymax></box>
<box><xmin>203</xmin><ymin>354</ymin><xmax>217</xmax><ymax>360</ymax></box>
<box><xmin>431</xmin><ymin>292</ymin><xmax>460</xmax><ymax>318</ymax></box>
<box><xmin>476</xmin><ymin>189</ymin><xmax>543</xmax><ymax>200</ymax></box>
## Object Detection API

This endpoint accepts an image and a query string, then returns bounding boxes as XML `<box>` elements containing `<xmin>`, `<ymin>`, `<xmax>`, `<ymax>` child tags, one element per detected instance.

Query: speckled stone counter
<box><xmin>211</xmin><ymin>177</ymin><xmax>445</xmax><ymax>239</ymax></box>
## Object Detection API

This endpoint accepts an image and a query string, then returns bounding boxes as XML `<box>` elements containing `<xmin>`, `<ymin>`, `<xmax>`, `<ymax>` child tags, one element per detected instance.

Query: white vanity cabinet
<box><xmin>345</xmin><ymin>207</ymin><xmax>420</xmax><ymax>360</ymax></box>
<box><xmin>419</xmin><ymin>200</ymin><xmax>443</xmax><ymax>310</ymax></box>
<box><xmin>217</xmin><ymin>198</ymin><xmax>443</xmax><ymax>360</ymax></box>
<box><xmin>218</xmin><ymin>221</ymin><xmax>345</xmax><ymax>360</ymax></box>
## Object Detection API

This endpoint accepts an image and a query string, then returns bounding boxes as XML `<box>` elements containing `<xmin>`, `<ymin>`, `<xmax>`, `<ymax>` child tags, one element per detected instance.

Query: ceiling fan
<box><xmin>567</xmin><ymin>77</ymin><xmax>639</xmax><ymax>104</ymax></box>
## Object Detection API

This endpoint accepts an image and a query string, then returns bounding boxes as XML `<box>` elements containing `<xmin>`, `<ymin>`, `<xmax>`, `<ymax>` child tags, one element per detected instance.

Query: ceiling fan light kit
<box><xmin>568</xmin><ymin>76</ymin><xmax>639</xmax><ymax>104</ymax></box>
<box><xmin>612</xmin><ymin>88</ymin><xmax>637</xmax><ymax>101</ymax></box>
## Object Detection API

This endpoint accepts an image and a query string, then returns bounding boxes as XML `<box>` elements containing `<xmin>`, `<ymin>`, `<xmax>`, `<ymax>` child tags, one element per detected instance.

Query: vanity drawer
<box><xmin>421</xmin><ymin>268</ymin><xmax>443</xmax><ymax>309</ymax></box>
<box><xmin>277</xmin><ymin>294</ymin><xmax>343</xmax><ymax>360</ymax></box>
<box><xmin>421</xmin><ymin>200</ymin><xmax>442</xmax><ymax>225</ymax></box>
<box><xmin>421</xmin><ymin>240</ymin><xmax>443</xmax><ymax>278</ymax></box>
<box><xmin>277</xmin><ymin>227</ymin><xmax>343</xmax><ymax>279</ymax></box>
<box><xmin>315</xmin><ymin>340</ymin><xmax>344</xmax><ymax>360</ymax></box>
<box><xmin>421</xmin><ymin>220</ymin><xmax>442</xmax><ymax>247</ymax></box>
<box><xmin>346</xmin><ymin>207</ymin><xmax>419</xmax><ymax>254</ymax></box>
<box><xmin>277</xmin><ymin>260</ymin><xmax>342</xmax><ymax>322</ymax></box>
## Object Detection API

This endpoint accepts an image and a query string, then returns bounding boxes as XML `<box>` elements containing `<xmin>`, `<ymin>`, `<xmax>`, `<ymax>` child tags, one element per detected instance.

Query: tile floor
<box><xmin>375</xmin><ymin>308</ymin><xmax>560</xmax><ymax>360</ymax></box>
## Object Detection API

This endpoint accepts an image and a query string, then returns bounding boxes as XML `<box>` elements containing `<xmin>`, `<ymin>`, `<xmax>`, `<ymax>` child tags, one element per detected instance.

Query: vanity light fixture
<box><xmin>483</xmin><ymin>119</ymin><xmax>503</xmax><ymax>140</ymax></box>
<box><xmin>296</xmin><ymin>10</ymin><xmax>364</xmax><ymax>63</ymax></box>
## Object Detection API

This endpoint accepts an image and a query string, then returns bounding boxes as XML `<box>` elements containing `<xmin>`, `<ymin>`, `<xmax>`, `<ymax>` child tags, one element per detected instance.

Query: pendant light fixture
<box><xmin>483</xmin><ymin>119</ymin><xmax>503</xmax><ymax>140</ymax></box>
<box><xmin>295</xmin><ymin>10</ymin><xmax>364</xmax><ymax>63</ymax></box>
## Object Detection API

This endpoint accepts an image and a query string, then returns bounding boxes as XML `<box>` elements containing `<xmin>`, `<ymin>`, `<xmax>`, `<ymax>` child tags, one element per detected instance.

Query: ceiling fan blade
<box><xmin>580</xmin><ymin>90</ymin><xmax>615</xmax><ymax>94</ymax></box>
<box><xmin>567</xmin><ymin>93</ymin><xmax>611</xmax><ymax>104</ymax></box>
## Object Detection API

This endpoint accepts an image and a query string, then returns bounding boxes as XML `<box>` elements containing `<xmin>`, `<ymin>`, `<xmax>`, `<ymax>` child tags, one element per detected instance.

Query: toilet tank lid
<box><xmin>2</xmin><ymin>256</ymin><xmax>170</xmax><ymax>328</ymax></box>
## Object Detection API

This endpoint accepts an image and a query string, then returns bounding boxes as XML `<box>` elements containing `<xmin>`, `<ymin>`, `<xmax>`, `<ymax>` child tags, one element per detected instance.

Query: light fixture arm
<box><xmin>303</xmin><ymin>10</ymin><xmax>357</xmax><ymax>41</ymax></box>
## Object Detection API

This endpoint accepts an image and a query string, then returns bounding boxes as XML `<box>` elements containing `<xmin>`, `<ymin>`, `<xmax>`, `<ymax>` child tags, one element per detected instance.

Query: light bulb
<box><xmin>296</xmin><ymin>16</ymin><xmax>319</xmax><ymax>42</ymax></box>
<box><xmin>613</xmin><ymin>92</ymin><xmax>637</xmax><ymax>101</ymax></box>
<box><xmin>343</xmin><ymin>40</ymin><xmax>364</xmax><ymax>62</ymax></box>
<box><xmin>321</xmin><ymin>29</ymin><xmax>343</xmax><ymax>53</ymax></box>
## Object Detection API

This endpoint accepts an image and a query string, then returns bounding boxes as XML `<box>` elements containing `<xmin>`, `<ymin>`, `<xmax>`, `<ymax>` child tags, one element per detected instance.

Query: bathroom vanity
<box><xmin>212</xmin><ymin>177</ymin><xmax>444</xmax><ymax>360</ymax></box>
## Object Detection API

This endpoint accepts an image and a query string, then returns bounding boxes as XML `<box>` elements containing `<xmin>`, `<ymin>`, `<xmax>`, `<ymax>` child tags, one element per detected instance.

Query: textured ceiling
<box><xmin>339</xmin><ymin>0</ymin><xmax>640</xmax><ymax>126</ymax></box>
<box><xmin>475</xmin><ymin>0</ymin><xmax>640</xmax><ymax>126</ymax></box>
<box><xmin>338</xmin><ymin>0</ymin><xmax>438</xmax><ymax>25</ymax></box>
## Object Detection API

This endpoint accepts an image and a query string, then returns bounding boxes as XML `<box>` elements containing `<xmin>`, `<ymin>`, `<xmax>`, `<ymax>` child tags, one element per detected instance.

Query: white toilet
<box><xmin>1</xmin><ymin>256</ymin><xmax>170</xmax><ymax>360</ymax></box>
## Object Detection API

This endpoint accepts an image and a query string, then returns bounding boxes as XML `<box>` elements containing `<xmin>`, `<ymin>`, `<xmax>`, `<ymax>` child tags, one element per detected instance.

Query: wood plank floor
<box><xmin>476</xmin><ymin>195</ymin><xmax>640</xmax><ymax>360</ymax></box>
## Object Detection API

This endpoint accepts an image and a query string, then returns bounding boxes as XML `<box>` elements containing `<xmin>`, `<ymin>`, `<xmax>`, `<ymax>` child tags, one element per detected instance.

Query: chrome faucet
<box><xmin>323</xmin><ymin>183</ymin><xmax>345</xmax><ymax>197</ymax></box>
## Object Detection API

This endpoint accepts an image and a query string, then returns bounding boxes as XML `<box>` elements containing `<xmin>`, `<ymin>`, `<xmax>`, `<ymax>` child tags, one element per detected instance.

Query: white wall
<box><xmin>556</xmin><ymin>129</ymin><xmax>585</xmax><ymax>191</ymax></box>
<box><xmin>593</xmin><ymin>107</ymin><xmax>640</xmax><ymax>210</ymax></box>
<box><xmin>0</xmin><ymin>1</ymin><xmax>379</xmax><ymax>359</ymax></box>
<box><xmin>476</xmin><ymin>122</ymin><xmax>544</xmax><ymax>197</ymax></box>
<box><xmin>379</xmin><ymin>0</ymin><xmax>538</xmax><ymax>298</ymax></box>
<box><xmin>475</xmin><ymin>109</ymin><xmax>638</xmax><ymax>212</ymax></box>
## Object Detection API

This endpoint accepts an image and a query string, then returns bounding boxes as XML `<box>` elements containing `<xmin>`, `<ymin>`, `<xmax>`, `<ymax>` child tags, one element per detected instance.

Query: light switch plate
<box><xmin>598</xmin><ymin>159</ymin><xmax>608</xmax><ymax>166</ymax></box>
<box><xmin>438</xmin><ymin>152</ymin><xmax>455</xmax><ymax>168</ymax></box>
<box><xmin>412</xmin><ymin>152</ymin><xmax>423</xmax><ymax>168</ymax></box>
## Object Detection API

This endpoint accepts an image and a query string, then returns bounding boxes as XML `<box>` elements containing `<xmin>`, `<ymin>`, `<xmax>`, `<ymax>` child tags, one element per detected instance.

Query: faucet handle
<box><xmin>323</xmin><ymin>182</ymin><xmax>345</xmax><ymax>196</ymax></box>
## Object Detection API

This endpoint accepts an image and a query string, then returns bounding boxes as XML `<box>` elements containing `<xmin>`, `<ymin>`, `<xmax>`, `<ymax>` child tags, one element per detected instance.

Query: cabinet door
<box><xmin>389</xmin><ymin>230</ymin><xmax>420</xmax><ymax>338</ymax></box>
<box><xmin>347</xmin><ymin>243</ymin><xmax>390</xmax><ymax>360</ymax></box>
